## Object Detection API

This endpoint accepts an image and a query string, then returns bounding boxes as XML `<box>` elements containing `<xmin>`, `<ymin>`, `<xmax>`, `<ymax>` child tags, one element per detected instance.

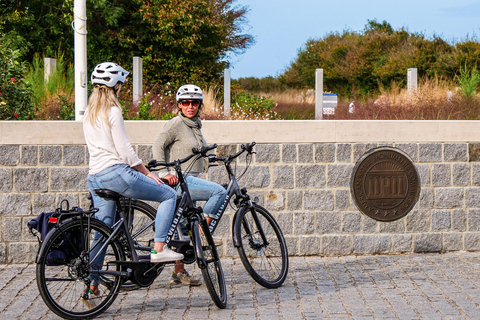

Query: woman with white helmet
<box><xmin>83</xmin><ymin>62</ymin><xmax>183</xmax><ymax>306</ymax></box>
<box><xmin>153</xmin><ymin>84</ymin><xmax>227</xmax><ymax>286</ymax></box>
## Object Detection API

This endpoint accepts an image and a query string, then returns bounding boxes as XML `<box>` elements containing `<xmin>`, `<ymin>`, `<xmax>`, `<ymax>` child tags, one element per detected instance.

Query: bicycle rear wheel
<box><xmin>193</xmin><ymin>219</ymin><xmax>227</xmax><ymax>309</ymax></box>
<box><xmin>36</xmin><ymin>218</ymin><xmax>124</xmax><ymax>319</ymax></box>
<box><xmin>234</xmin><ymin>203</ymin><xmax>289</xmax><ymax>288</ymax></box>
<box><xmin>118</xmin><ymin>200</ymin><xmax>165</xmax><ymax>290</ymax></box>
<box><xmin>121</xmin><ymin>199</ymin><xmax>156</xmax><ymax>251</ymax></box>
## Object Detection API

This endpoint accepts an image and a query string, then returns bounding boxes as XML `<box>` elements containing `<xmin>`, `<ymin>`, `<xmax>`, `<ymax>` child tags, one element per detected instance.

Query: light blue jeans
<box><xmin>183</xmin><ymin>175</ymin><xmax>227</xmax><ymax>219</ymax></box>
<box><xmin>87</xmin><ymin>164</ymin><xmax>177</xmax><ymax>285</ymax></box>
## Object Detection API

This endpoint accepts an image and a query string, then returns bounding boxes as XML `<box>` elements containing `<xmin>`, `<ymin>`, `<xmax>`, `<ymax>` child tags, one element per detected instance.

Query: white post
<box><xmin>133</xmin><ymin>56</ymin><xmax>143</xmax><ymax>105</ymax></box>
<box><xmin>74</xmin><ymin>0</ymin><xmax>88</xmax><ymax>121</ymax></box>
<box><xmin>315</xmin><ymin>69</ymin><xmax>323</xmax><ymax>120</ymax></box>
<box><xmin>407</xmin><ymin>68</ymin><xmax>418</xmax><ymax>92</ymax></box>
<box><xmin>224</xmin><ymin>69</ymin><xmax>231</xmax><ymax>118</ymax></box>
<box><xmin>44</xmin><ymin>58</ymin><xmax>56</xmax><ymax>82</ymax></box>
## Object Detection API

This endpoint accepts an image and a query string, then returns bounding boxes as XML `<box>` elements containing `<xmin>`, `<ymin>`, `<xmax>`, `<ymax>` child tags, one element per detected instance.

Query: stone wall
<box><xmin>2</xmin><ymin>137</ymin><xmax>480</xmax><ymax>263</ymax></box>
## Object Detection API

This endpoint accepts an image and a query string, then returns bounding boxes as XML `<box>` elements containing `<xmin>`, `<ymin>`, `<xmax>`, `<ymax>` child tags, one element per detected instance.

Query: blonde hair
<box><xmin>84</xmin><ymin>85</ymin><xmax>122</xmax><ymax>127</ymax></box>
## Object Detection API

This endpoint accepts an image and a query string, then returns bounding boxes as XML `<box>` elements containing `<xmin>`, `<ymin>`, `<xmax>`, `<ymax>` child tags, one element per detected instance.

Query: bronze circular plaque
<box><xmin>351</xmin><ymin>147</ymin><xmax>420</xmax><ymax>222</ymax></box>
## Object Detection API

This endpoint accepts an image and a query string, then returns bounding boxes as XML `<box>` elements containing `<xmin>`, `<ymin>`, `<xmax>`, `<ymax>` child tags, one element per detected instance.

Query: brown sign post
<box><xmin>351</xmin><ymin>147</ymin><xmax>420</xmax><ymax>222</ymax></box>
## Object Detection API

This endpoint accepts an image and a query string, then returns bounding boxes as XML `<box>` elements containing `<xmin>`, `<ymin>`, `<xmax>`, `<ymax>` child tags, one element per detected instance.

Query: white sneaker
<box><xmin>150</xmin><ymin>248</ymin><xmax>184</xmax><ymax>263</ymax></box>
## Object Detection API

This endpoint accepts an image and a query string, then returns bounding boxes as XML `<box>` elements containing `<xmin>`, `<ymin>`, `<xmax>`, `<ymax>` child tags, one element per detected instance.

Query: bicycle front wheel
<box><xmin>193</xmin><ymin>219</ymin><xmax>227</xmax><ymax>309</ymax></box>
<box><xmin>36</xmin><ymin>218</ymin><xmax>124</xmax><ymax>319</ymax></box>
<box><xmin>234</xmin><ymin>203</ymin><xmax>289</xmax><ymax>288</ymax></box>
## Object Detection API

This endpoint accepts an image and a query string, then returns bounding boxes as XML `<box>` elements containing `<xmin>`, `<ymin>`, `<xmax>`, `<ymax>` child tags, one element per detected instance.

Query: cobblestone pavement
<box><xmin>2</xmin><ymin>252</ymin><xmax>480</xmax><ymax>319</ymax></box>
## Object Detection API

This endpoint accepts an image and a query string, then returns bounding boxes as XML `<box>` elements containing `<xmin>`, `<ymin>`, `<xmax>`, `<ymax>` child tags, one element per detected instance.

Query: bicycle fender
<box><xmin>231</xmin><ymin>206</ymin><xmax>248</xmax><ymax>248</ymax></box>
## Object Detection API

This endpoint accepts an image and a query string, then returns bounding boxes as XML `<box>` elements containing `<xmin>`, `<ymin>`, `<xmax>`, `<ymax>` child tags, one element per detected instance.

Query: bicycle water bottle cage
<box><xmin>94</xmin><ymin>189</ymin><xmax>123</xmax><ymax>200</ymax></box>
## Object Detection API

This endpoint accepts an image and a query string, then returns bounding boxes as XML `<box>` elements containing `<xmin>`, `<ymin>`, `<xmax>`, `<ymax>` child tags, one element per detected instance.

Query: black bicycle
<box><xmin>35</xmin><ymin>146</ymin><xmax>226</xmax><ymax>319</ymax></box>
<box><xmin>122</xmin><ymin>142</ymin><xmax>289</xmax><ymax>288</ymax></box>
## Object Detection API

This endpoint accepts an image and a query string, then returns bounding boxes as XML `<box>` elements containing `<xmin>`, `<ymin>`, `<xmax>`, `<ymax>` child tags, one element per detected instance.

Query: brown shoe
<box><xmin>171</xmin><ymin>271</ymin><xmax>202</xmax><ymax>286</ymax></box>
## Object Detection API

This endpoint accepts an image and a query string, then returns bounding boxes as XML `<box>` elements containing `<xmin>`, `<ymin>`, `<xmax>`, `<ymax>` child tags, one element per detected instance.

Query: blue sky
<box><xmin>228</xmin><ymin>0</ymin><xmax>480</xmax><ymax>79</ymax></box>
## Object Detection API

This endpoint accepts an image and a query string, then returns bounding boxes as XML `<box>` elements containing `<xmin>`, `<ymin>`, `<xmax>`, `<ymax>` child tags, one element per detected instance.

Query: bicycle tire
<box><xmin>234</xmin><ymin>203</ymin><xmax>289</xmax><ymax>288</ymax></box>
<box><xmin>193</xmin><ymin>219</ymin><xmax>227</xmax><ymax>309</ymax></box>
<box><xmin>36</xmin><ymin>218</ymin><xmax>124</xmax><ymax>319</ymax></box>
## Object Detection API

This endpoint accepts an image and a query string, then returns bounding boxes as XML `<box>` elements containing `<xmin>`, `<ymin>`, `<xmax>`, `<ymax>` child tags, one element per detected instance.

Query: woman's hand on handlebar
<box><xmin>164</xmin><ymin>174</ymin><xmax>178</xmax><ymax>185</ymax></box>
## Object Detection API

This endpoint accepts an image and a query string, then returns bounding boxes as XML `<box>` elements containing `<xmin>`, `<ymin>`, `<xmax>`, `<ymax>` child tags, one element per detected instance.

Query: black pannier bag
<box><xmin>28</xmin><ymin>200</ymin><xmax>84</xmax><ymax>266</ymax></box>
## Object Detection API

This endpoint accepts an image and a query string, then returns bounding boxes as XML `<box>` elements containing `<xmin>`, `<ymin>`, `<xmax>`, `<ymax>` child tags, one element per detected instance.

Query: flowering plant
<box><xmin>0</xmin><ymin>38</ymin><xmax>35</xmax><ymax>120</ymax></box>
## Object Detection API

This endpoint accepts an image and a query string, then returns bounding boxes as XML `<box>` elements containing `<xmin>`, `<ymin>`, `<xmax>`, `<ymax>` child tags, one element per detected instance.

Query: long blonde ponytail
<box><xmin>84</xmin><ymin>85</ymin><xmax>123</xmax><ymax>128</ymax></box>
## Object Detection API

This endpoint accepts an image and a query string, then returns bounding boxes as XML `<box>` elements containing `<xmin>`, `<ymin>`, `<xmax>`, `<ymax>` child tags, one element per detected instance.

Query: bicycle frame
<box><xmin>206</xmin><ymin>142</ymin><xmax>270</xmax><ymax>249</ymax></box>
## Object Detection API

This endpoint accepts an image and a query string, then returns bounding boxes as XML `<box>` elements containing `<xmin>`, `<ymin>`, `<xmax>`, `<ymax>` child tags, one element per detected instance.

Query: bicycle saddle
<box><xmin>94</xmin><ymin>189</ymin><xmax>122</xmax><ymax>200</ymax></box>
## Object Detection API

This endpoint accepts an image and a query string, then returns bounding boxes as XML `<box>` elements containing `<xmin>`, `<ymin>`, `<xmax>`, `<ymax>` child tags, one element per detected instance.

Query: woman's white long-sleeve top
<box><xmin>83</xmin><ymin>106</ymin><xmax>142</xmax><ymax>175</ymax></box>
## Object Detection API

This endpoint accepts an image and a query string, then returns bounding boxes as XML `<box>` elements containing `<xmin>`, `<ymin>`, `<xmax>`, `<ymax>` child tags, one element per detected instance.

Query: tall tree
<box><xmin>279</xmin><ymin>20</ymin><xmax>480</xmax><ymax>97</ymax></box>
<box><xmin>0</xmin><ymin>0</ymin><xmax>253</xmax><ymax>86</ymax></box>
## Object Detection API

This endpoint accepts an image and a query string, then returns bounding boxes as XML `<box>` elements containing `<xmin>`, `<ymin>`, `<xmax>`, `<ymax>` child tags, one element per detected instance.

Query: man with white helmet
<box><xmin>153</xmin><ymin>84</ymin><xmax>227</xmax><ymax>286</ymax></box>
<box><xmin>83</xmin><ymin>62</ymin><xmax>183</xmax><ymax>307</ymax></box>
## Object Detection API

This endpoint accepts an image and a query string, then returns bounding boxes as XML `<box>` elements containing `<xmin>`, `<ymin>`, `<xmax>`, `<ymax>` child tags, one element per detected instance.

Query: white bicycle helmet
<box><xmin>176</xmin><ymin>84</ymin><xmax>203</xmax><ymax>102</ymax></box>
<box><xmin>91</xmin><ymin>62</ymin><xmax>129</xmax><ymax>87</ymax></box>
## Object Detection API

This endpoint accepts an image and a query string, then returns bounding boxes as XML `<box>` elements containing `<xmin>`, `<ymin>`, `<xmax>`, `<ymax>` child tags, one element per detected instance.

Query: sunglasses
<box><xmin>180</xmin><ymin>100</ymin><xmax>201</xmax><ymax>107</ymax></box>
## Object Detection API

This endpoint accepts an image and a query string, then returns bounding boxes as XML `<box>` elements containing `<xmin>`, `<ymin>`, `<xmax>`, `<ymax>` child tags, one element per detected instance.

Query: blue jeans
<box><xmin>183</xmin><ymin>175</ymin><xmax>227</xmax><ymax>219</ymax></box>
<box><xmin>87</xmin><ymin>164</ymin><xmax>177</xmax><ymax>285</ymax></box>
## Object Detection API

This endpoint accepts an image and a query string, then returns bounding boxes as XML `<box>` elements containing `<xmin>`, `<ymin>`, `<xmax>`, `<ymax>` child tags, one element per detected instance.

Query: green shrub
<box><xmin>121</xmin><ymin>84</ymin><xmax>177</xmax><ymax>121</ymax></box>
<box><xmin>457</xmin><ymin>65</ymin><xmax>480</xmax><ymax>98</ymax></box>
<box><xmin>0</xmin><ymin>38</ymin><xmax>35</xmax><ymax>120</ymax></box>
<box><xmin>23</xmin><ymin>53</ymin><xmax>75</xmax><ymax>119</ymax></box>
<box><xmin>231</xmin><ymin>92</ymin><xmax>278</xmax><ymax>120</ymax></box>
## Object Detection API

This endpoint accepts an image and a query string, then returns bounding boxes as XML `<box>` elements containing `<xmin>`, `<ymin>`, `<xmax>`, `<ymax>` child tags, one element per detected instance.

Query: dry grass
<box><xmin>264</xmin><ymin>78</ymin><xmax>480</xmax><ymax>120</ymax></box>
<box><xmin>201</xmin><ymin>86</ymin><xmax>224</xmax><ymax>120</ymax></box>
<box><xmin>34</xmin><ymin>89</ymin><xmax>74</xmax><ymax>120</ymax></box>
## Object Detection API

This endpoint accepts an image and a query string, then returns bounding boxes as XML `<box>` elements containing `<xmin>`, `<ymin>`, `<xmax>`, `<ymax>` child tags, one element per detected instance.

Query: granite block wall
<box><xmin>1</xmin><ymin>142</ymin><xmax>479</xmax><ymax>262</ymax></box>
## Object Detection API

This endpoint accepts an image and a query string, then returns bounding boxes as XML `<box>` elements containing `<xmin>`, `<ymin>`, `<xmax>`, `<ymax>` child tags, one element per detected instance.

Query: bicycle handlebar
<box><xmin>209</xmin><ymin>141</ymin><xmax>256</xmax><ymax>164</ymax></box>
<box><xmin>146</xmin><ymin>144</ymin><xmax>218</xmax><ymax>170</ymax></box>
<box><xmin>192</xmin><ymin>144</ymin><xmax>218</xmax><ymax>157</ymax></box>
